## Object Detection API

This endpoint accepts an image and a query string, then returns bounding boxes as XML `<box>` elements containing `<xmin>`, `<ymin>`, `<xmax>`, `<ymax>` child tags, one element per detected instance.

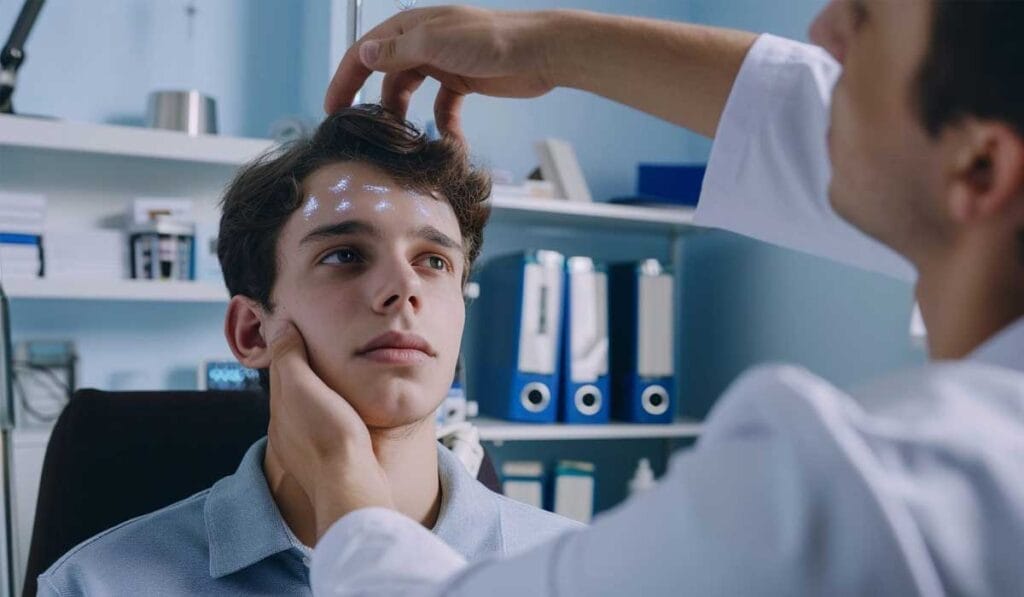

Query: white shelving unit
<box><xmin>473</xmin><ymin>417</ymin><xmax>701</xmax><ymax>443</ymax></box>
<box><xmin>0</xmin><ymin>113</ymin><xmax>274</xmax><ymax>166</ymax></box>
<box><xmin>489</xmin><ymin>195</ymin><xmax>695</xmax><ymax>234</ymax></box>
<box><xmin>2</xmin><ymin>278</ymin><xmax>228</xmax><ymax>303</ymax></box>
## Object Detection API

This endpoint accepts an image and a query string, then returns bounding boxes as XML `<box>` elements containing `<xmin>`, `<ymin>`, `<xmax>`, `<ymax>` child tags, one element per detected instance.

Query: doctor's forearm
<box><xmin>546</xmin><ymin>10</ymin><xmax>757</xmax><ymax>137</ymax></box>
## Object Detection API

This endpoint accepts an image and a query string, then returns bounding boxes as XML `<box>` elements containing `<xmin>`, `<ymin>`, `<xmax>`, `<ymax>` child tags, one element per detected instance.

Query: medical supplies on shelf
<box><xmin>500</xmin><ymin>459</ymin><xmax>596</xmax><ymax>523</ymax></box>
<box><xmin>501</xmin><ymin>461</ymin><xmax>546</xmax><ymax>509</ymax></box>
<box><xmin>553</xmin><ymin>460</ymin><xmax>595</xmax><ymax>524</ymax></box>
<box><xmin>128</xmin><ymin>198</ymin><xmax>196</xmax><ymax>281</ymax></box>
<box><xmin>628</xmin><ymin>457</ymin><xmax>656</xmax><ymax>495</ymax></box>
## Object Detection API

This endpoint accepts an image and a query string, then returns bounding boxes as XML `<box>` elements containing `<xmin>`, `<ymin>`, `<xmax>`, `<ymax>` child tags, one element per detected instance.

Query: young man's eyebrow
<box><xmin>414</xmin><ymin>225</ymin><xmax>463</xmax><ymax>252</ymax></box>
<box><xmin>299</xmin><ymin>220</ymin><xmax>382</xmax><ymax>246</ymax></box>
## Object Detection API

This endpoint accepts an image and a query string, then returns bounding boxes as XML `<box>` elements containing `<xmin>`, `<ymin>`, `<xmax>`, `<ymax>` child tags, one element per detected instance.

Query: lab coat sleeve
<box><xmin>311</xmin><ymin>507</ymin><xmax>467</xmax><ymax>597</ymax></box>
<box><xmin>310</xmin><ymin>365</ymin><xmax>930</xmax><ymax>597</ymax></box>
<box><xmin>695</xmin><ymin>34</ymin><xmax>916</xmax><ymax>282</ymax></box>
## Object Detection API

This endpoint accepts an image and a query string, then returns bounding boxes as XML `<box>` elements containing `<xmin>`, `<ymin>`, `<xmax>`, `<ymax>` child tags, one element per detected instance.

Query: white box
<box><xmin>501</xmin><ymin>461</ymin><xmax>545</xmax><ymax>509</ymax></box>
<box><xmin>553</xmin><ymin>461</ymin><xmax>595</xmax><ymax>524</ymax></box>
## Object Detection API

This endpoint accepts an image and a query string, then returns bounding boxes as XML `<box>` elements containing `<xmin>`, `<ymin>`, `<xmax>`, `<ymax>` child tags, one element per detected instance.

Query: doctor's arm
<box><xmin>325</xmin><ymin>8</ymin><xmax>756</xmax><ymax>139</ymax></box>
<box><xmin>313</xmin><ymin>438</ymin><xmax>813</xmax><ymax>597</ymax></box>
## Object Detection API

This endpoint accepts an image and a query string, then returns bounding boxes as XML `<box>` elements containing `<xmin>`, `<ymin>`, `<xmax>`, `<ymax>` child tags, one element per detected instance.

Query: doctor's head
<box><xmin>218</xmin><ymin>105</ymin><xmax>491</xmax><ymax>429</ymax></box>
<box><xmin>810</xmin><ymin>0</ymin><xmax>1024</xmax><ymax>278</ymax></box>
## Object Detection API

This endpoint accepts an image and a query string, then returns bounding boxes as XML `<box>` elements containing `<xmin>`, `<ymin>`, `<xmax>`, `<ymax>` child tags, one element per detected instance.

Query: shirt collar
<box><xmin>203</xmin><ymin>437</ymin><xmax>500</xmax><ymax>577</ymax></box>
<box><xmin>204</xmin><ymin>437</ymin><xmax>296</xmax><ymax>578</ymax></box>
<box><xmin>430</xmin><ymin>442</ymin><xmax>503</xmax><ymax>556</ymax></box>
<box><xmin>968</xmin><ymin>315</ymin><xmax>1024</xmax><ymax>374</ymax></box>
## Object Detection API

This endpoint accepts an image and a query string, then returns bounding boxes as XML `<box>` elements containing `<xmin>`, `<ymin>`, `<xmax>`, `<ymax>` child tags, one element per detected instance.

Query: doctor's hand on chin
<box><xmin>267</xmin><ymin>321</ymin><xmax>395</xmax><ymax>541</ymax></box>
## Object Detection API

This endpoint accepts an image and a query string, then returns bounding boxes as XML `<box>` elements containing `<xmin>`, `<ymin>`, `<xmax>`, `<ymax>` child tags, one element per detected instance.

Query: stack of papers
<box><xmin>0</xmin><ymin>192</ymin><xmax>45</xmax><ymax>279</ymax></box>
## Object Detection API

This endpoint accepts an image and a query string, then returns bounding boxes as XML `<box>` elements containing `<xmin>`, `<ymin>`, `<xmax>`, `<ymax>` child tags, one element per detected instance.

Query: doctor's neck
<box><xmin>263</xmin><ymin>415</ymin><xmax>441</xmax><ymax>547</ymax></box>
<box><xmin>915</xmin><ymin>231</ymin><xmax>1024</xmax><ymax>360</ymax></box>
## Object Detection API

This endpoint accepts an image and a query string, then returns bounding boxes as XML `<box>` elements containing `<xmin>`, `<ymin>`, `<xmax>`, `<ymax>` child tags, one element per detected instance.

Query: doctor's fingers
<box><xmin>325</xmin><ymin>10</ymin><xmax>435</xmax><ymax>113</ymax></box>
<box><xmin>434</xmin><ymin>86</ymin><xmax>466</xmax><ymax>143</ymax></box>
<box><xmin>380</xmin><ymin>69</ymin><xmax>427</xmax><ymax>119</ymax></box>
<box><xmin>380</xmin><ymin>68</ymin><xmax>468</xmax><ymax>142</ymax></box>
<box><xmin>269</xmin><ymin>320</ymin><xmax>311</xmax><ymax>370</ymax></box>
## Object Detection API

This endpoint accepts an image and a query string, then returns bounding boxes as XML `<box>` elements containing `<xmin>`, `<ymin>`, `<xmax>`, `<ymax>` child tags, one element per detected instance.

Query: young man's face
<box><xmin>811</xmin><ymin>0</ymin><xmax>950</xmax><ymax>261</ymax></box>
<box><xmin>268</xmin><ymin>161</ymin><xmax>466</xmax><ymax>430</ymax></box>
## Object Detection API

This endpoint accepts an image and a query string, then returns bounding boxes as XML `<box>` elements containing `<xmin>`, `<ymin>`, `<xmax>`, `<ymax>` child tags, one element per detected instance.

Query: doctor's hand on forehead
<box><xmin>325</xmin><ymin>6</ymin><xmax>755</xmax><ymax>139</ymax></box>
<box><xmin>266</xmin><ymin>320</ymin><xmax>394</xmax><ymax>539</ymax></box>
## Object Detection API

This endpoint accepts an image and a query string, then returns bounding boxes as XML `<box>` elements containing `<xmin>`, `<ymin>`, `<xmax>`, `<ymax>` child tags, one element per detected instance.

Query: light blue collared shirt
<box><xmin>38</xmin><ymin>437</ymin><xmax>578</xmax><ymax>596</ymax></box>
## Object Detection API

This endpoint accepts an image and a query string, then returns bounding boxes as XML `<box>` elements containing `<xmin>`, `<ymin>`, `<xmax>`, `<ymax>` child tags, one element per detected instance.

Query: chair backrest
<box><xmin>23</xmin><ymin>388</ymin><xmax>500</xmax><ymax>597</ymax></box>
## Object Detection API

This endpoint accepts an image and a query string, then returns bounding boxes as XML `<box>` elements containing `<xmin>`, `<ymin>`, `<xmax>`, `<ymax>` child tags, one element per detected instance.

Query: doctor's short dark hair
<box><xmin>217</xmin><ymin>104</ymin><xmax>492</xmax><ymax>311</ymax></box>
<box><xmin>916</xmin><ymin>1</ymin><xmax>1024</xmax><ymax>263</ymax></box>
<box><xmin>915</xmin><ymin>1</ymin><xmax>1023</xmax><ymax>139</ymax></box>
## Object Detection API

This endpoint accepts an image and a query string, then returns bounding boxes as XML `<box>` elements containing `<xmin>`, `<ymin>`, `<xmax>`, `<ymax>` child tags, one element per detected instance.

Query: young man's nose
<box><xmin>371</xmin><ymin>259</ymin><xmax>422</xmax><ymax>315</ymax></box>
<box><xmin>809</xmin><ymin>0</ymin><xmax>848</xmax><ymax>64</ymax></box>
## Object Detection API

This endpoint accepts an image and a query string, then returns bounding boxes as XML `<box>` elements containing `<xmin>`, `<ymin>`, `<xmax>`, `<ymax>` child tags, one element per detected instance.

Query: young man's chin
<box><xmin>348</xmin><ymin>393</ymin><xmax>441</xmax><ymax>432</ymax></box>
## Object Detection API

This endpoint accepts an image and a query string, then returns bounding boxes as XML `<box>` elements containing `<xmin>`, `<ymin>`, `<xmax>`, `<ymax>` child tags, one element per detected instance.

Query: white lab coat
<box><xmin>310</xmin><ymin>34</ymin><xmax>1024</xmax><ymax>596</ymax></box>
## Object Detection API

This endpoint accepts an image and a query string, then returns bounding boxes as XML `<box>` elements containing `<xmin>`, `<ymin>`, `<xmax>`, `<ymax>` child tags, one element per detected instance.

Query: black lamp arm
<box><xmin>1</xmin><ymin>0</ymin><xmax>46</xmax><ymax>114</ymax></box>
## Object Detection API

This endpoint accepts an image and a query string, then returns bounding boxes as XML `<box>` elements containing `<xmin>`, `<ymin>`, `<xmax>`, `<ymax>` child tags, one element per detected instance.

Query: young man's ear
<box><xmin>224</xmin><ymin>295</ymin><xmax>272</xmax><ymax>369</ymax></box>
<box><xmin>946</xmin><ymin>119</ymin><xmax>1024</xmax><ymax>223</ymax></box>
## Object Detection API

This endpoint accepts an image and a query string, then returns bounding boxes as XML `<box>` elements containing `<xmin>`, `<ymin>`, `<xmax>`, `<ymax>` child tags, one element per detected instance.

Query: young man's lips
<box><xmin>356</xmin><ymin>331</ymin><xmax>435</xmax><ymax>364</ymax></box>
<box><xmin>359</xmin><ymin>347</ymin><xmax>431</xmax><ymax>365</ymax></box>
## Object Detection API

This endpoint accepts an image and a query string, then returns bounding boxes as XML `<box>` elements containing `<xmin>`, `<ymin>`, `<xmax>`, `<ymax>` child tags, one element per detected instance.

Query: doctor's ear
<box><xmin>224</xmin><ymin>295</ymin><xmax>273</xmax><ymax>369</ymax></box>
<box><xmin>946</xmin><ymin>119</ymin><xmax>1024</xmax><ymax>224</ymax></box>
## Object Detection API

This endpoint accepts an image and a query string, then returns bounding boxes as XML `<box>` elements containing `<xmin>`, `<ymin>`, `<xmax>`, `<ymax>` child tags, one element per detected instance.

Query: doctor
<box><xmin>268</xmin><ymin>1</ymin><xmax>1024</xmax><ymax>594</ymax></box>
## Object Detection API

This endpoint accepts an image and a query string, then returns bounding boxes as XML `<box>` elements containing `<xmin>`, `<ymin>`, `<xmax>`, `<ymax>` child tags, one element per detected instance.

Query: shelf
<box><xmin>489</xmin><ymin>195</ymin><xmax>697</xmax><ymax>234</ymax></box>
<box><xmin>471</xmin><ymin>416</ymin><xmax>702</xmax><ymax>442</ymax></box>
<box><xmin>0</xmin><ymin>113</ymin><xmax>274</xmax><ymax>166</ymax></box>
<box><xmin>2</xmin><ymin>278</ymin><xmax>228</xmax><ymax>303</ymax></box>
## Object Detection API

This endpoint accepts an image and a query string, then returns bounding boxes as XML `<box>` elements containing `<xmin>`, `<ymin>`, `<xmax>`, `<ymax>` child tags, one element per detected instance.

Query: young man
<box><xmin>36</xmin><ymin>106</ymin><xmax>578</xmax><ymax>596</ymax></box>
<box><xmin>265</xmin><ymin>2</ymin><xmax>1024</xmax><ymax>595</ymax></box>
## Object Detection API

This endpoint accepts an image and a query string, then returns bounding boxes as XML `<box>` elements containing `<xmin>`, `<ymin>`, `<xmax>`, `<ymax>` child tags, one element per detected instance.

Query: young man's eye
<box><xmin>321</xmin><ymin>248</ymin><xmax>362</xmax><ymax>265</ymax></box>
<box><xmin>422</xmin><ymin>254</ymin><xmax>450</xmax><ymax>272</ymax></box>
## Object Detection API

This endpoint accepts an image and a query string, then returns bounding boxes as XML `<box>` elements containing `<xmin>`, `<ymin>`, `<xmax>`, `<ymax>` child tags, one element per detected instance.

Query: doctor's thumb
<box><xmin>269</xmin><ymin>321</ymin><xmax>308</xmax><ymax>364</ymax></box>
<box><xmin>359</xmin><ymin>35</ymin><xmax>426</xmax><ymax>72</ymax></box>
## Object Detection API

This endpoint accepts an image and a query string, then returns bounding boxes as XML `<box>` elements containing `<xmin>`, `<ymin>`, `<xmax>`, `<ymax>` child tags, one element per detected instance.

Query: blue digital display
<box><xmin>204</xmin><ymin>361</ymin><xmax>261</xmax><ymax>391</ymax></box>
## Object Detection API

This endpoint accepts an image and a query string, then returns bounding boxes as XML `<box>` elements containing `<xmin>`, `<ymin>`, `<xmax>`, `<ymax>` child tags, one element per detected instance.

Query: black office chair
<box><xmin>23</xmin><ymin>388</ymin><xmax>500</xmax><ymax>597</ymax></box>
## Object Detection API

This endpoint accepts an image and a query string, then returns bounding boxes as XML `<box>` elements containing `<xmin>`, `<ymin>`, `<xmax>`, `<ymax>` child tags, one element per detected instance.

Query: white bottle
<box><xmin>629</xmin><ymin>458</ymin><xmax>656</xmax><ymax>495</ymax></box>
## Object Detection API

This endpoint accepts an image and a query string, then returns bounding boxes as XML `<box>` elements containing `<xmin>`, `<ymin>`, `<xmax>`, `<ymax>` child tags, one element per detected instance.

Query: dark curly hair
<box><xmin>218</xmin><ymin>104</ymin><xmax>492</xmax><ymax>311</ymax></box>
<box><xmin>914</xmin><ymin>1</ymin><xmax>1024</xmax><ymax>262</ymax></box>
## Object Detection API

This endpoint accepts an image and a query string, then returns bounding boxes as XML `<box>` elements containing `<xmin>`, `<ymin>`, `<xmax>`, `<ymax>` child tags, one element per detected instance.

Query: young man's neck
<box><xmin>263</xmin><ymin>417</ymin><xmax>441</xmax><ymax>547</ymax></box>
<box><xmin>916</xmin><ymin>235</ymin><xmax>1024</xmax><ymax>360</ymax></box>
